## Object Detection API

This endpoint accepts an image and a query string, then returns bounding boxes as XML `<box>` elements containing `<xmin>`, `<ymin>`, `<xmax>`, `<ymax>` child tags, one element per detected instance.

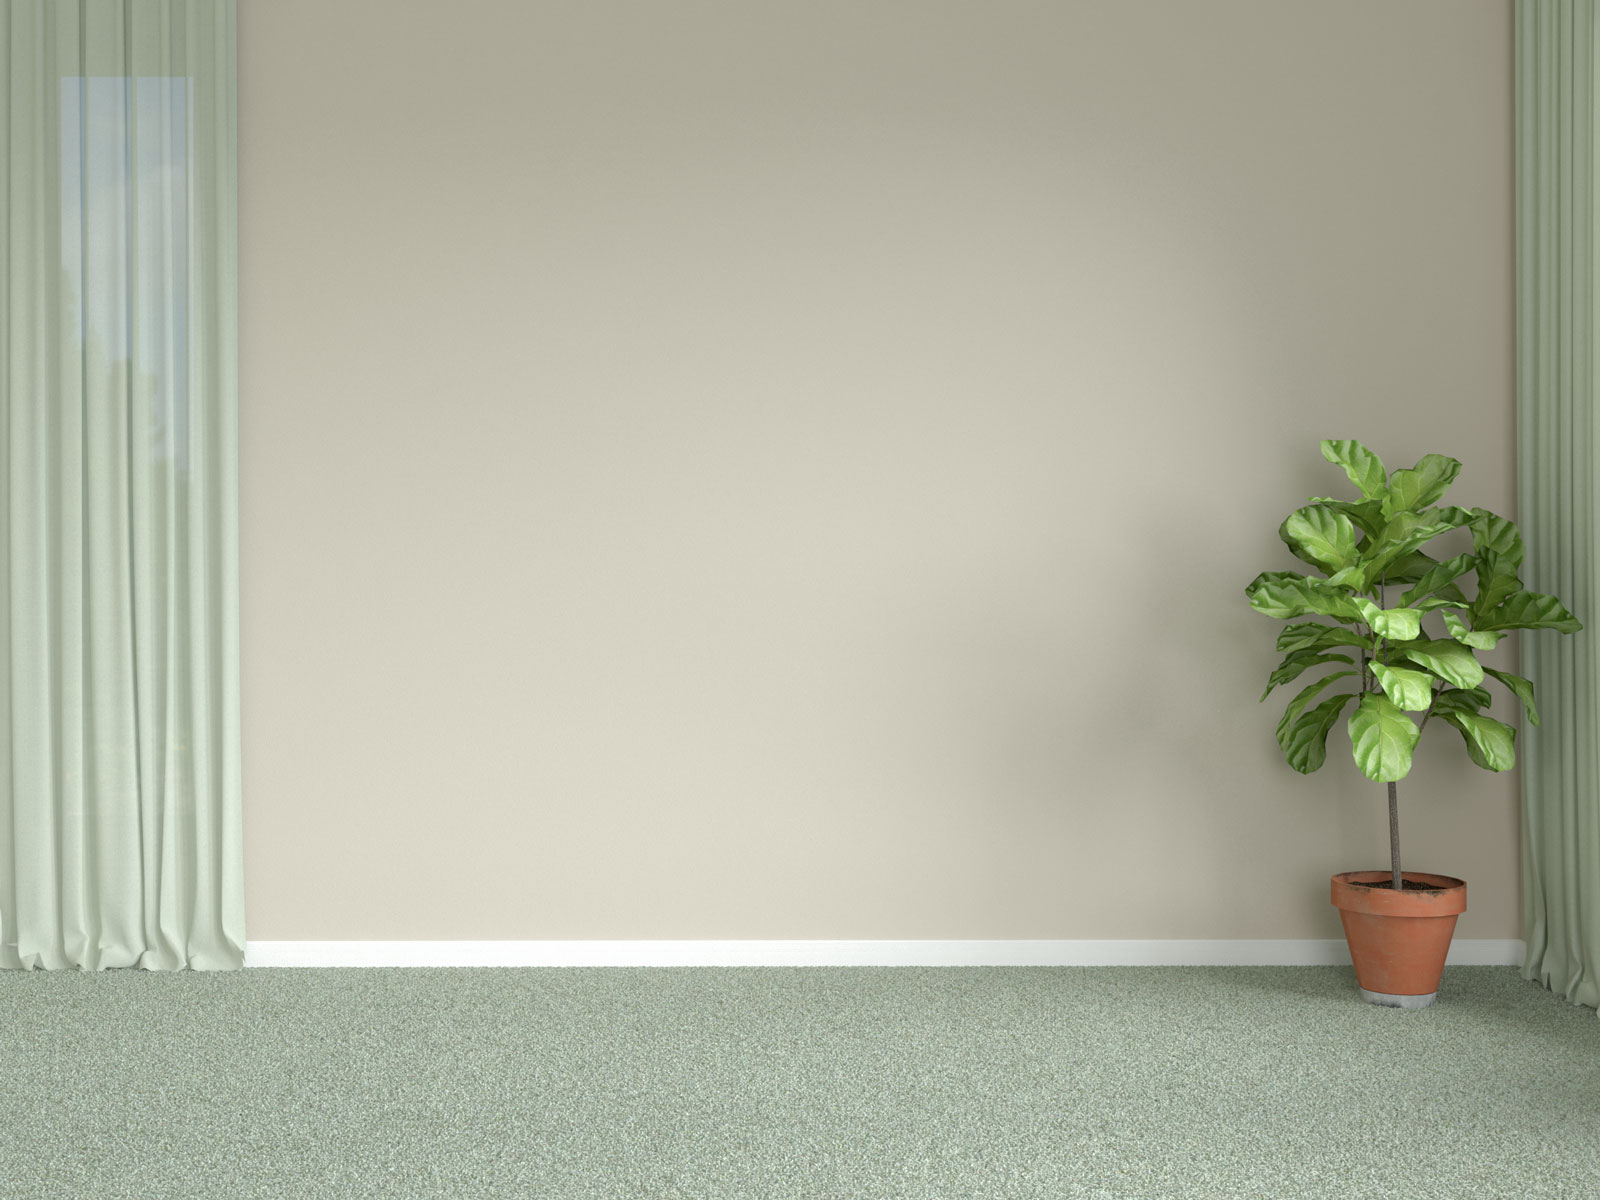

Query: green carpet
<box><xmin>0</xmin><ymin>965</ymin><xmax>1595</xmax><ymax>1198</ymax></box>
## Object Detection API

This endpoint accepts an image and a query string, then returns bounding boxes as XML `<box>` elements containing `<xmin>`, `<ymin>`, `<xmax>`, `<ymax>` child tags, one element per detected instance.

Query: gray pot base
<box><xmin>1360</xmin><ymin>987</ymin><xmax>1437</xmax><ymax>1009</ymax></box>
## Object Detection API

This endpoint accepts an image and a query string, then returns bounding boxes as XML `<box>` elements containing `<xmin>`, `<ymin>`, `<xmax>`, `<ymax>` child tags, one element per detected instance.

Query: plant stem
<box><xmin>1418</xmin><ymin>684</ymin><xmax>1439</xmax><ymax>732</ymax></box>
<box><xmin>1387</xmin><ymin>780</ymin><xmax>1402</xmax><ymax>890</ymax></box>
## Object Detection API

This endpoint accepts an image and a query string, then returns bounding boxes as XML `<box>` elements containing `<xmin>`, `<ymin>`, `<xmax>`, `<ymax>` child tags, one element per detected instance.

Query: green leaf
<box><xmin>1431</xmin><ymin>687</ymin><xmax>1492</xmax><ymax>718</ymax></box>
<box><xmin>1347</xmin><ymin>693</ymin><xmax>1421</xmax><ymax>782</ymax></box>
<box><xmin>1482</xmin><ymin>667</ymin><xmax>1539</xmax><ymax>726</ymax></box>
<box><xmin>1276</xmin><ymin>670</ymin><xmax>1360</xmax><ymax>753</ymax></box>
<box><xmin>1261</xmin><ymin>650</ymin><xmax>1357</xmax><ymax>701</ymax></box>
<box><xmin>1472</xmin><ymin>550</ymin><xmax>1522</xmax><ymax>617</ymax></box>
<box><xmin>1353</xmin><ymin>599</ymin><xmax>1422</xmax><ymax>641</ymax></box>
<box><xmin>1321</xmin><ymin>440</ymin><xmax>1388</xmax><ymax>501</ymax></box>
<box><xmin>1324</xmin><ymin>565</ymin><xmax>1367</xmax><ymax>590</ymax></box>
<box><xmin>1475</xmin><ymin>590</ymin><xmax>1583</xmax><ymax>634</ymax></box>
<box><xmin>1367</xmin><ymin>522</ymin><xmax>1462</xmax><ymax>582</ymax></box>
<box><xmin>1440</xmin><ymin>711</ymin><xmax>1516</xmax><ymax>772</ymax></box>
<box><xmin>1373</xmin><ymin>510</ymin><xmax>1426</xmax><ymax>540</ymax></box>
<box><xmin>1282</xmin><ymin>692</ymin><xmax>1359</xmax><ymax>774</ymax></box>
<box><xmin>1397</xmin><ymin>639</ymin><xmax>1485</xmax><ymax>689</ymax></box>
<box><xmin>1309</xmin><ymin>498</ymin><xmax>1387</xmax><ymax>540</ymax></box>
<box><xmin>1469</xmin><ymin>510</ymin><xmax>1526</xmax><ymax>567</ymax></box>
<box><xmin>1413</xmin><ymin>585</ymin><xmax>1471</xmax><ymax>613</ymax></box>
<box><xmin>1400</xmin><ymin>553</ymin><xmax>1474</xmax><ymax>606</ymax></box>
<box><xmin>1370</xmin><ymin>663</ymin><xmax>1435</xmax><ymax>711</ymax></box>
<box><xmin>1275</xmin><ymin>622</ymin><xmax>1373</xmax><ymax>654</ymax></box>
<box><xmin>1280</xmin><ymin>506</ymin><xmax>1359</xmax><ymax>573</ymax></box>
<box><xmin>1442</xmin><ymin>611</ymin><xmax>1506</xmax><ymax>650</ymax></box>
<box><xmin>1384</xmin><ymin>454</ymin><xmax>1461</xmax><ymax>515</ymax></box>
<box><xmin>1246</xmin><ymin>573</ymin><xmax>1362</xmax><ymax>622</ymax></box>
<box><xmin>1430</xmin><ymin>505</ymin><xmax>1477</xmax><ymax>530</ymax></box>
<box><xmin>1382</xmin><ymin>551</ymin><xmax>1440</xmax><ymax>585</ymax></box>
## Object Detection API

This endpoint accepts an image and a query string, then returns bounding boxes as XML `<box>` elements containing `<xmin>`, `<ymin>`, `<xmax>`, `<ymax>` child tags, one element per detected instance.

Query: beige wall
<box><xmin>238</xmin><ymin>0</ymin><xmax>1517</xmax><ymax>940</ymax></box>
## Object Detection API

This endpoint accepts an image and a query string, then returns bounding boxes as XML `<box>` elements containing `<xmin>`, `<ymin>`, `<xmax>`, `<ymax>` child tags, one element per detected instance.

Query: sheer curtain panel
<box><xmin>1516</xmin><ymin>0</ymin><xmax>1600</xmax><ymax>1011</ymax></box>
<box><xmin>2</xmin><ymin>0</ymin><xmax>241</xmax><ymax>969</ymax></box>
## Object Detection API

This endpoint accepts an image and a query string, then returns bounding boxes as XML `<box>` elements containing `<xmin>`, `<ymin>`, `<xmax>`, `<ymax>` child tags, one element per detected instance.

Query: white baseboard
<box><xmin>243</xmin><ymin>938</ymin><xmax>1526</xmax><ymax>969</ymax></box>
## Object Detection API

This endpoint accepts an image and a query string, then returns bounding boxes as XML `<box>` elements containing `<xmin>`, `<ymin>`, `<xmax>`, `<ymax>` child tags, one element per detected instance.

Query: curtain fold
<box><xmin>1</xmin><ymin>0</ymin><xmax>241</xmax><ymax>969</ymax></box>
<box><xmin>1516</xmin><ymin>0</ymin><xmax>1600</xmax><ymax>1010</ymax></box>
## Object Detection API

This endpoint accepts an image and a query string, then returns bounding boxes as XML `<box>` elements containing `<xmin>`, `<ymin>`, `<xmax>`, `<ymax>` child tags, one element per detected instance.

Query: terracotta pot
<box><xmin>1329</xmin><ymin>870</ymin><xmax>1466</xmax><ymax>1008</ymax></box>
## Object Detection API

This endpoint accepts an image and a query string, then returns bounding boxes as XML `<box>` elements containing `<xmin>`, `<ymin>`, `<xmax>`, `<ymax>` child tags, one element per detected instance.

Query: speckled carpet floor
<box><xmin>0</xmin><ymin>965</ymin><xmax>1596</xmax><ymax>1199</ymax></box>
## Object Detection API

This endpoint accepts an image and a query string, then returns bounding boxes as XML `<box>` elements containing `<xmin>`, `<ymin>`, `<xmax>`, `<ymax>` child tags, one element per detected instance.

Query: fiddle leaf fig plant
<box><xmin>1246</xmin><ymin>440</ymin><xmax>1582</xmax><ymax>890</ymax></box>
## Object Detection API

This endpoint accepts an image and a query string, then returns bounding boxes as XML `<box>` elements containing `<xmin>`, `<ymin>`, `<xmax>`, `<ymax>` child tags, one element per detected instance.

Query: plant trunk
<box><xmin>1387</xmin><ymin>781</ymin><xmax>1402</xmax><ymax>890</ymax></box>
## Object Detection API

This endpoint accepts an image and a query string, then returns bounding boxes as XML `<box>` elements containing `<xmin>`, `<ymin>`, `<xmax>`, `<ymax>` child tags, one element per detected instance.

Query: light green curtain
<box><xmin>1516</xmin><ymin>0</ymin><xmax>1600</xmax><ymax>1011</ymax></box>
<box><xmin>1</xmin><ymin>0</ymin><xmax>241</xmax><ymax>969</ymax></box>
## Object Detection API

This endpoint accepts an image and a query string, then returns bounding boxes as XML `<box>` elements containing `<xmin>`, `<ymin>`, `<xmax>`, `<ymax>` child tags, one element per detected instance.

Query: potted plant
<box><xmin>1246</xmin><ymin>439</ymin><xmax>1581</xmax><ymax>1007</ymax></box>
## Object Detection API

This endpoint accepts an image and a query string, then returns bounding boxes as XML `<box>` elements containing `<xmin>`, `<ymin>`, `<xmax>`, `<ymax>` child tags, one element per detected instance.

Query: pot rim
<box><xmin>1330</xmin><ymin>870</ymin><xmax>1466</xmax><ymax>917</ymax></box>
